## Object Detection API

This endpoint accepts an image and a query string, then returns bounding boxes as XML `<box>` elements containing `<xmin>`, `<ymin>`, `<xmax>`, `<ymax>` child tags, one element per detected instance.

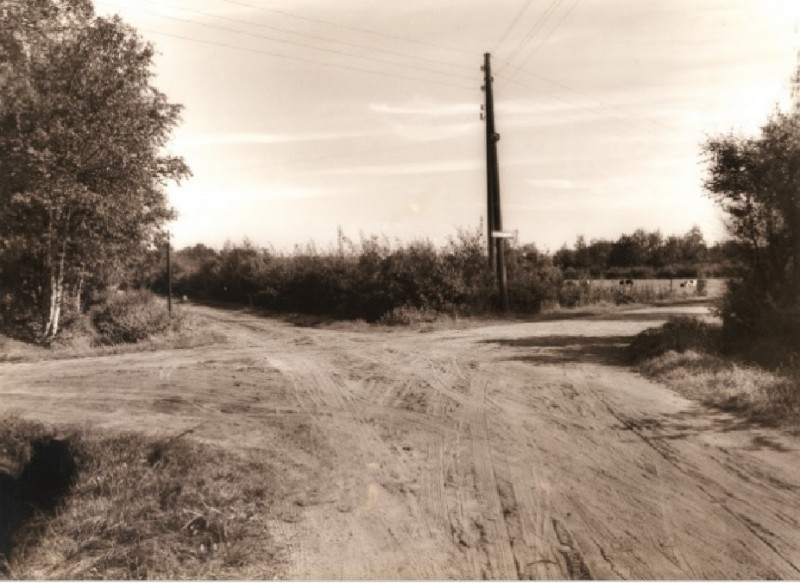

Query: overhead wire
<box><xmin>134</xmin><ymin>27</ymin><xmax>476</xmax><ymax>90</ymax></box>
<box><xmin>490</xmin><ymin>0</ymin><xmax>535</xmax><ymax>56</ymax></box>
<box><xmin>214</xmin><ymin>0</ymin><xmax>474</xmax><ymax>55</ymax></box>
<box><xmin>98</xmin><ymin>1</ymin><xmax>477</xmax><ymax>83</ymax></box>
<box><xmin>496</xmin><ymin>0</ymin><xmax>564</xmax><ymax>73</ymax></box>
<box><xmin>130</xmin><ymin>0</ymin><xmax>476</xmax><ymax>75</ymax></box>
<box><xmin>501</xmin><ymin>0</ymin><xmax>581</xmax><ymax>87</ymax></box>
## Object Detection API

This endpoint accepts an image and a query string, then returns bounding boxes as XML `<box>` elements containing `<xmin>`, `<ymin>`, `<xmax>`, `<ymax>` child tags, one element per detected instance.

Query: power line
<box><xmin>214</xmin><ymin>0</ymin><xmax>473</xmax><ymax>56</ymax></box>
<box><xmin>135</xmin><ymin>27</ymin><xmax>475</xmax><ymax>91</ymax></box>
<box><xmin>497</xmin><ymin>0</ymin><xmax>564</xmax><ymax>73</ymax></box>
<box><xmin>99</xmin><ymin>1</ymin><xmax>477</xmax><ymax>83</ymax></box>
<box><xmin>502</xmin><ymin>0</ymin><xmax>581</xmax><ymax>87</ymax></box>
<box><xmin>131</xmin><ymin>0</ymin><xmax>476</xmax><ymax>75</ymax></box>
<box><xmin>491</xmin><ymin>0</ymin><xmax>535</xmax><ymax>56</ymax></box>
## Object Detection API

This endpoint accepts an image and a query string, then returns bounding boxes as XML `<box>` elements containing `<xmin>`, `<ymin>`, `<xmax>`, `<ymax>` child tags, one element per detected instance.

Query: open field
<box><xmin>1</xmin><ymin>301</ymin><xmax>798</xmax><ymax>579</ymax></box>
<box><xmin>578</xmin><ymin>277</ymin><xmax>726</xmax><ymax>298</ymax></box>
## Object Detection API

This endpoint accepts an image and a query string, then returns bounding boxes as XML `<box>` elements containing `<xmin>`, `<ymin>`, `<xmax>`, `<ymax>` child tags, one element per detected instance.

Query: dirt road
<box><xmin>2</xmin><ymin>304</ymin><xmax>799</xmax><ymax>579</ymax></box>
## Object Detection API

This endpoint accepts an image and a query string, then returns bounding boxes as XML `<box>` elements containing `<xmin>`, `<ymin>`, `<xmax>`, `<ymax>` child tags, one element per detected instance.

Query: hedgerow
<box><xmin>156</xmin><ymin>228</ymin><xmax>558</xmax><ymax>321</ymax></box>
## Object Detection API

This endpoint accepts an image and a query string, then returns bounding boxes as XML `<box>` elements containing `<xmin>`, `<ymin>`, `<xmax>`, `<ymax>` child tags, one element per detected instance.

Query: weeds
<box><xmin>630</xmin><ymin>318</ymin><xmax>799</xmax><ymax>429</ymax></box>
<box><xmin>0</xmin><ymin>416</ymin><xmax>283</xmax><ymax>579</ymax></box>
<box><xmin>640</xmin><ymin>351</ymin><xmax>800</xmax><ymax>429</ymax></box>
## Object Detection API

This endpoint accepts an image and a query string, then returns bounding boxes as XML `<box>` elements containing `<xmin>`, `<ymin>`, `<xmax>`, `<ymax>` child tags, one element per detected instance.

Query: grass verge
<box><xmin>630</xmin><ymin>318</ymin><xmax>800</xmax><ymax>430</ymax></box>
<box><xmin>639</xmin><ymin>351</ymin><xmax>800</xmax><ymax>429</ymax></box>
<box><xmin>0</xmin><ymin>416</ymin><xmax>284</xmax><ymax>579</ymax></box>
<box><xmin>0</xmin><ymin>311</ymin><xmax>225</xmax><ymax>363</ymax></box>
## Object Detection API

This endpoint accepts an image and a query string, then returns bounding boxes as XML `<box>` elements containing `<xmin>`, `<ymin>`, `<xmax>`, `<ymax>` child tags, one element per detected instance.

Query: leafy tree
<box><xmin>0</xmin><ymin>0</ymin><xmax>190</xmax><ymax>340</ymax></box>
<box><xmin>679</xmin><ymin>226</ymin><xmax>707</xmax><ymax>264</ymax></box>
<box><xmin>703</xmin><ymin>63</ymin><xmax>800</xmax><ymax>364</ymax></box>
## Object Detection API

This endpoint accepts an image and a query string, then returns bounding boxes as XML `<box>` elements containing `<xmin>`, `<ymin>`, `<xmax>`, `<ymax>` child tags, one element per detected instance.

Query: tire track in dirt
<box><xmin>4</xmin><ymin>303</ymin><xmax>799</xmax><ymax>579</ymax></box>
<box><xmin>564</xmin><ymin>364</ymin><xmax>800</xmax><ymax>579</ymax></box>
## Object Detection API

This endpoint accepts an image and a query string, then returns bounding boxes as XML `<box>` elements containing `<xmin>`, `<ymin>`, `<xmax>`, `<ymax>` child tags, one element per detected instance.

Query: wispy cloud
<box><xmin>387</xmin><ymin>121</ymin><xmax>478</xmax><ymax>142</ymax></box>
<box><xmin>172</xmin><ymin>130</ymin><xmax>380</xmax><ymax>149</ymax></box>
<box><xmin>369</xmin><ymin>102</ymin><xmax>478</xmax><ymax>117</ymax></box>
<box><xmin>324</xmin><ymin>159</ymin><xmax>481</xmax><ymax>176</ymax></box>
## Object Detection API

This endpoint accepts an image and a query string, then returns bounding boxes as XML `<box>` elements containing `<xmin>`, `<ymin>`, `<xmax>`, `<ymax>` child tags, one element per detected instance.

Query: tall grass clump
<box><xmin>0</xmin><ymin>417</ymin><xmax>283</xmax><ymax>579</ymax></box>
<box><xmin>630</xmin><ymin>317</ymin><xmax>799</xmax><ymax>429</ymax></box>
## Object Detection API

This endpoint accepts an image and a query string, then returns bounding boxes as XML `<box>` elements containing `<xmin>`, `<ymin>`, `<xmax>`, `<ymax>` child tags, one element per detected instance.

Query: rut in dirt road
<box><xmin>2</xmin><ymin>304</ymin><xmax>799</xmax><ymax>579</ymax></box>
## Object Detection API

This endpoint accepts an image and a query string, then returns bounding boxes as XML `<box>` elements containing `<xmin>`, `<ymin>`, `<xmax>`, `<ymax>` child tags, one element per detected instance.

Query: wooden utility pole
<box><xmin>482</xmin><ymin>53</ymin><xmax>509</xmax><ymax>312</ymax></box>
<box><xmin>482</xmin><ymin>55</ymin><xmax>496</xmax><ymax>269</ymax></box>
<box><xmin>166</xmin><ymin>232</ymin><xmax>172</xmax><ymax>316</ymax></box>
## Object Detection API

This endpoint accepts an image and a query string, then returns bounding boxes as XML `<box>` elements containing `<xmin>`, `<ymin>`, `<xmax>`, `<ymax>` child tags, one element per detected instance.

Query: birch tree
<box><xmin>0</xmin><ymin>0</ymin><xmax>189</xmax><ymax>340</ymax></box>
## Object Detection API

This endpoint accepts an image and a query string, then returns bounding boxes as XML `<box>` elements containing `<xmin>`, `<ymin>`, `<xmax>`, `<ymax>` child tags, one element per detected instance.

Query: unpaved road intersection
<box><xmin>2</xmin><ymin>304</ymin><xmax>799</xmax><ymax>579</ymax></box>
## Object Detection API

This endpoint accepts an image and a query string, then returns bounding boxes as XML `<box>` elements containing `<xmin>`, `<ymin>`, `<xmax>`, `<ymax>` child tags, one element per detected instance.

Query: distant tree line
<box><xmin>148</xmin><ymin>224</ymin><xmax>732</xmax><ymax>323</ymax></box>
<box><xmin>552</xmin><ymin>226</ymin><xmax>740</xmax><ymax>280</ymax></box>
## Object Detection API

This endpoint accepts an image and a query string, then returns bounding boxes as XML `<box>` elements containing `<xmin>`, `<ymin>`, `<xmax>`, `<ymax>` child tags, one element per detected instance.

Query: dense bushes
<box><xmin>628</xmin><ymin>317</ymin><xmax>722</xmax><ymax>362</ymax></box>
<box><xmin>155</xmin><ymin>228</ymin><xmax>717</xmax><ymax>322</ymax></box>
<box><xmin>156</xmin><ymin>229</ymin><xmax>559</xmax><ymax>321</ymax></box>
<box><xmin>90</xmin><ymin>290</ymin><xmax>172</xmax><ymax>345</ymax></box>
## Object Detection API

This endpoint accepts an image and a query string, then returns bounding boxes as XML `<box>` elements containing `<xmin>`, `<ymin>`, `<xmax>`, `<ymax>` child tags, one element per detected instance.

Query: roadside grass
<box><xmin>639</xmin><ymin>351</ymin><xmax>800</xmax><ymax>428</ymax></box>
<box><xmin>0</xmin><ymin>311</ymin><xmax>225</xmax><ymax>363</ymax></box>
<box><xmin>630</xmin><ymin>318</ymin><xmax>800</xmax><ymax>430</ymax></box>
<box><xmin>0</xmin><ymin>416</ymin><xmax>284</xmax><ymax>579</ymax></box>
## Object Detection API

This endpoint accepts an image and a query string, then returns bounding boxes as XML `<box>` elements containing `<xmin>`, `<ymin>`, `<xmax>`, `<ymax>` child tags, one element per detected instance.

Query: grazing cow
<box><xmin>680</xmin><ymin>279</ymin><xmax>696</xmax><ymax>288</ymax></box>
<box><xmin>620</xmin><ymin>279</ymin><xmax>634</xmax><ymax>286</ymax></box>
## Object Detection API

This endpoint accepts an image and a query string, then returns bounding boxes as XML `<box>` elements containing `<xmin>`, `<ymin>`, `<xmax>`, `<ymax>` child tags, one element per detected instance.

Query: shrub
<box><xmin>718</xmin><ymin>277</ymin><xmax>800</xmax><ymax>370</ymax></box>
<box><xmin>628</xmin><ymin>316</ymin><xmax>722</xmax><ymax>362</ymax></box>
<box><xmin>49</xmin><ymin>313</ymin><xmax>98</xmax><ymax>350</ymax></box>
<box><xmin>378</xmin><ymin>305</ymin><xmax>443</xmax><ymax>326</ymax></box>
<box><xmin>90</xmin><ymin>290</ymin><xmax>171</xmax><ymax>345</ymax></box>
<box><xmin>150</xmin><ymin>228</ymin><xmax>568</xmax><ymax>322</ymax></box>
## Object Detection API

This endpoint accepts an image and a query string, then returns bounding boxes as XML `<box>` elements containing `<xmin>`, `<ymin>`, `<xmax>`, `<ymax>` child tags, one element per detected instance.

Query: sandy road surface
<box><xmin>2</xmin><ymin>304</ymin><xmax>799</xmax><ymax>579</ymax></box>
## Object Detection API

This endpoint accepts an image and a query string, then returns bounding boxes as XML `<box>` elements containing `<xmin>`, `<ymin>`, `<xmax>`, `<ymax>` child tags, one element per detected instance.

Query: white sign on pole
<box><xmin>491</xmin><ymin>231</ymin><xmax>514</xmax><ymax>239</ymax></box>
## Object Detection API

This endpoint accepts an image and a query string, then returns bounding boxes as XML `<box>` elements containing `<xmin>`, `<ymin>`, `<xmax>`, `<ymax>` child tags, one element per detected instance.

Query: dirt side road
<box><xmin>2</xmin><ymin>304</ymin><xmax>798</xmax><ymax>579</ymax></box>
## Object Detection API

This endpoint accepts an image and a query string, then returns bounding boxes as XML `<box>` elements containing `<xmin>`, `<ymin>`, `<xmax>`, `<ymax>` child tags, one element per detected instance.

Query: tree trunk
<box><xmin>73</xmin><ymin>273</ymin><xmax>84</xmax><ymax>313</ymax></box>
<box><xmin>43</xmin><ymin>246</ymin><xmax>67</xmax><ymax>342</ymax></box>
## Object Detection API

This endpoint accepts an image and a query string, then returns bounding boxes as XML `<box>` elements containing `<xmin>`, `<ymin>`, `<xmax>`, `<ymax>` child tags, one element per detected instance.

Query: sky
<box><xmin>91</xmin><ymin>0</ymin><xmax>800</xmax><ymax>252</ymax></box>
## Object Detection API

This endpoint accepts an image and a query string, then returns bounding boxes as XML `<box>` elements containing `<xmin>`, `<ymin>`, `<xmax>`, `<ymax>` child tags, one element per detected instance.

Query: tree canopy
<box><xmin>0</xmin><ymin>0</ymin><xmax>190</xmax><ymax>340</ymax></box>
<box><xmin>702</xmin><ymin>63</ymin><xmax>800</xmax><ymax>364</ymax></box>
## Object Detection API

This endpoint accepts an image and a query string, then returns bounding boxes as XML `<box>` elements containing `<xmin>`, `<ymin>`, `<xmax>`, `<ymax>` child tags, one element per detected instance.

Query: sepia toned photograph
<box><xmin>1</xmin><ymin>0</ymin><xmax>798</xmax><ymax>579</ymax></box>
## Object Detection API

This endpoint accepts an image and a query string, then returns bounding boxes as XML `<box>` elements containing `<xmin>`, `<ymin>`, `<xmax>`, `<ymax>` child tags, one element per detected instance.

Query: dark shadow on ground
<box><xmin>661</xmin><ymin>404</ymin><xmax>797</xmax><ymax>440</ymax></box>
<box><xmin>582</xmin><ymin>311</ymin><xmax>718</xmax><ymax>323</ymax></box>
<box><xmin>625</xmin><ymin>406</ymin><xmax>799</xmax><ymax>449</ymax></box>
<box><xmin>484</xmin><ymin>334</ymin><xmax>635</xmax><ymax>366</ymax></box>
